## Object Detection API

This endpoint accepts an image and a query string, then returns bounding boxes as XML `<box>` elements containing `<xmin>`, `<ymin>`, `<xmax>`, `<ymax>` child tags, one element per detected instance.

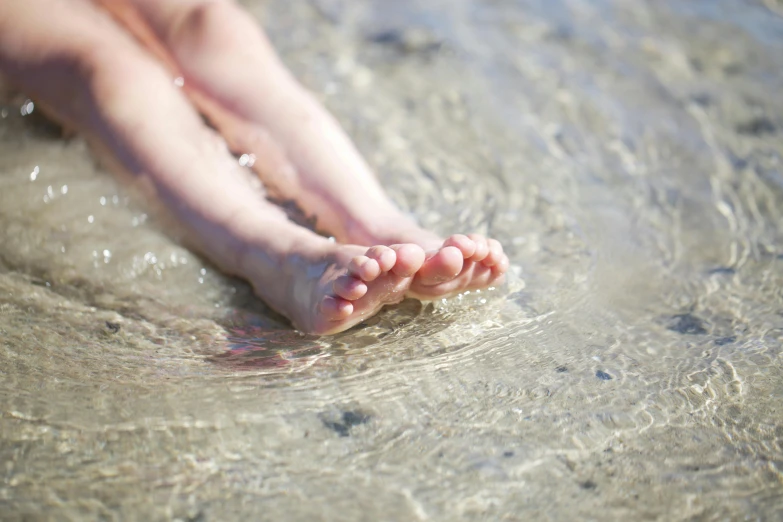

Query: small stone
<box><xmin>320</xmin><ymin>409</ymin><xmax>370</xmax><ymax>437</ymax></box>
<box><xmin>368</xmin><ymin>28</ymin><xmax>442</xmax><ymax>55</ymax></box>
<box><xmin>714</xmin><ymin>336</ymin><xmax>736</xmax><ymax>346</ymax></box>
<box><xmin>596</xmin><ymin>370</ymin><xmax>612</xmax><ymax>381</ymax></box>
<box><xmin>736</xmin><ymin>117</ymin><xmax>776</xmax><ymax>136</ymax></box>
<box><xmin>556</xmin><ymin>366</ymin><xmax>568</xmax><ymax>373</ymax></box>
<box><xmin>667</xmin><ymin>314</ymin><xmax>707</xmax><ymax>335</ymax></box>
<box><xmin>342</xmin><ymin>410</ymin><xmax>370</xmax><ymax>427</ymax></box>
<box><xmin>105</xmin><ymin>321</ymin><xmax>121</xmax><ymax>334</ymax></box>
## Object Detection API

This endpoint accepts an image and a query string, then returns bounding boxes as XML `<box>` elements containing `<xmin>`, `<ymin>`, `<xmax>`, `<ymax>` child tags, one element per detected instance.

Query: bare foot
<box><xmin>100</xmin><ymin>0</ymin><xmax>511</xmax><ymax>298</ymax></box>
<box><xmin>0</xmin><ymin>0</ymin><xmax>425</xmax><ymax>335</ymax></box>
<box><xmin>242</xmin><ymin>241</ymin><xmax>425</xmax><ymax>334</ymax></box>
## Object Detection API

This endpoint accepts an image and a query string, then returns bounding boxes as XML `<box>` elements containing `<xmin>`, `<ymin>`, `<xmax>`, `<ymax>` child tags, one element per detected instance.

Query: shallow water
<box><xmin>2</xmin><ymin>0</ymin><xmax>783</xmax><ymax>519</ymax></box>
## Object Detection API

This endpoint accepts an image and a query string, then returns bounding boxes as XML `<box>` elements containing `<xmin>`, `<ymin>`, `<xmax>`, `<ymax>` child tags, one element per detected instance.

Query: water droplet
<box><xmin>112</xmin><ymin>195</ymin><xmax>119</xmax><ymax>205</ymax></box>
<box><xmin>174</xmin><ymin>76</ymin><xmax>185</xmax><ymax>87</ymax></box>
<box><xmin>87</xmin><ymin>215</ymin><xmax>94</xmax><ymax>224</ymax></box>
<box><xmin>100</xmin><ymin>197</ymin><xmax>107</xmax><ymax>206</ymax></box>
<box><xmin>200</xmin><ymin>268</ymin><xmax>207</xmax><ymax>275</ymax></box>
<box><xmin>61</xmin><ymin>185</ymin><xmax>68</xmax><ymax>195</ymax></box>
<box><xmin>30</xmin><ymin>166</ymin><xmax>39</xmax><ymax>181</ymax></box>
<box><xmin>238</xmin><ymin>154</ymin><xmax>256</xmax><ymax>167</ymax></box>
<box><xmin>0</xmin><ymin>108</ymin><xmax>8</xmax><ymax>118</ymax></box>
<box><xmin>20</xmin><ymin>100</ymin><xmax>34</xmax><ymax>116</ymax></box>
<box><xmin>103</xmin><ymin>250</ymin><xmax>111</xmax><ymax>258</ymax></box>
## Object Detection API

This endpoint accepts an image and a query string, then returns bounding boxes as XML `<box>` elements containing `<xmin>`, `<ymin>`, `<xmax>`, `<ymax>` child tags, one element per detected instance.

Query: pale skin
<box><xmin>0</xmin><ymin>0</ymin><xmax>509</xmax><ymax>335</ymax></box>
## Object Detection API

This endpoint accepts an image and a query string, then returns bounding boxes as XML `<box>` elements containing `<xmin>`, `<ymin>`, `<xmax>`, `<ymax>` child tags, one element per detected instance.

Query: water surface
<box><xmin>1</xmin><ymin>0</ymin><xmax>783</xmax><ymax>519</ymax></box>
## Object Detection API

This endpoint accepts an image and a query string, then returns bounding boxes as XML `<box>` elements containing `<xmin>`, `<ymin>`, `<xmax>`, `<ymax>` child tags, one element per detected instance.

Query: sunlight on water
<box><xmin>1</xmin><ymin>0</ymin><xmax>782</xmax><ymax>519</ymax></box>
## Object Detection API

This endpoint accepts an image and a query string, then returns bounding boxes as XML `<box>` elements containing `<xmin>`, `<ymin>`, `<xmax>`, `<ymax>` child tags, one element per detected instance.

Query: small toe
<box><xmin>443</xmin><ymin>234</ymin><xmax>476</xmax><ymax>259</ymax></box>
<box><xmin>416</xmin><ymin>246</ymin><xmax>464</xmax><ymax>286</ymax></box>
<box><xmin>466</xmin><ymin>263</ymin><xmax>494</xmax><ymax>289</ymax></box>
<box><xmin>389</xmin><ymin>244</ymin><xmax>426</xmax><ymax>277</ymax></box>
<box><xmin>365</xmin><ymin>245</ymin><xmax>397</xmax><ymax>273</ymax></box>
<box><xmin>489</xmin><ymin>272</ymin><xmax>506</xmax><ymax>287</ymax></box>
<box><xmin>319</xmin><ymin>296</ymin><xmax>353</xmax><ymax>320</ymax></box>
<box><xmin>482</xmin><ymin>239</ymin><xmax>504</xmax><ymax>267</ymax></box>
<box><xmin>348</xmin><ymin>255</ymin><xmax>381</xmax><ymax>281</ymax></box>
<box><xmin>467</xmin><ymin>234</ymin><xmax>489</xmax><ymax>263</ymax></box>
<box><xmin>492</xmin><ymin>253</ymin><xmax>510</xmax><ymax>275</ymax></box>
<box><xmin>333</xmin><ymin>275</ymin><xmax>368</xmax><ymax>301</ymax></box>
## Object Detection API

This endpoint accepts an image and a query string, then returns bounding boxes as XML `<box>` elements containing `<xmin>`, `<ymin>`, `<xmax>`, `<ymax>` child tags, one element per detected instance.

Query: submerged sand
<box><xmin>1</xmin><ymin>0</ymin><xmax>782</xmax><ymax>519</ymax></box>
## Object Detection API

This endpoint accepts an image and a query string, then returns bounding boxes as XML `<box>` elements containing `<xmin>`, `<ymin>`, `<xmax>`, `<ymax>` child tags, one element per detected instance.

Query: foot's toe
<box><xmin>348</xmin><ymin>255</ymin><xmax>381</xmax><ymax>281</ymax></box>
<box><xmin>489</xmin><ymin>272</ymin><xmax>506</xmax><ymax>287</ymax></box>
<box><xmin>389</xmin><ymin>244</ymin><xmax>426</xmax><ymax>277</ymax></box>
<box><xmin>364</xmin><ymin>245</ymin><xmax>397</xmax><ymax>273</ymax></box>
<box><xmin>319</xmin><ymin>296</ymin><xmax>353</xmax><ymax>320</ymax></box>
<box><xmin>467</xmin><ymin>262</ymin><xmax>494</xmax><ymax>289</ymax></box>
<box><xmin>417</xmin><ymin>246</ymin><xmax>464</xmax><ymax>286</ymax></box>
<box><xmin>492</xmin><ymin>253</ymin><xmax>510</xmax><ymax>275</ymax></box>
<box><xmin>332</xmin><ymin>275</ymin><xmax>368</xmax><ymax>301</ymax></box>
<box><xmin>467</xmin><ymin>234</ymin><xmax>490</xmax><ymax>263</ymax></box>
<box><xmin>482</xmin><ymin>239</ymin><xmax>504</xmax><ymax>267</ymax></box>
<box><xmin>443</xmin><ymin>234</ymin><xmax>476</xmax><ymax>259</ymax></box>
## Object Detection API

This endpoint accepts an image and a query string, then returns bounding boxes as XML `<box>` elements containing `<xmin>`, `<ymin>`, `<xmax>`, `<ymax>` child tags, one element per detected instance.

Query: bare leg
<box><xmin>0</xmin><ymin>0</ymin><xmax>427</xmax><ymax>334</ymax></box>
<box><xmin>102</xmin><ymin>0</ymin><xmax>510</xmax><ymax>298</ymax></box>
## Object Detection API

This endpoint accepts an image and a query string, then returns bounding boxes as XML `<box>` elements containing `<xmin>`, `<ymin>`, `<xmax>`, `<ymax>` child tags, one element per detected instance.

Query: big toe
<box><xmin>416</xmin><ymin>246</ymin><xmax>464</xmax><ymax>286</ymax></box>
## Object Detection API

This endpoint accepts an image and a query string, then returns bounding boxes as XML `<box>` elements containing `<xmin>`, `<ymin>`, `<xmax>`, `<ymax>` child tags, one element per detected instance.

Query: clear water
<box><xmin>2</xmin><ymin>0</ymin><xmax>783</xmax><ymax>519</ymax></box>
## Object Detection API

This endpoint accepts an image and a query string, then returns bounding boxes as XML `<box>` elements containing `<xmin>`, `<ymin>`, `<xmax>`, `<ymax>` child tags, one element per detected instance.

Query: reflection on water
<box><xmin>2</xmin><ymin>0</ymin><xmax>783</xmax><ymax>519</ymax></box>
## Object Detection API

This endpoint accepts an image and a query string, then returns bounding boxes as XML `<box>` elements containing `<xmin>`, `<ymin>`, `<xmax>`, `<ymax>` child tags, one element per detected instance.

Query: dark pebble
<box><xmin>320</xmin><ymin>410</ymin><xmax>370</xmax><ymax>437</ymax></box>
<box><xmin>342</xmin><ymin>410</ymin><xmax>370</xmax><ymax>427</ymax></box>
<box><xmin>714</xmin><ymin>336</ymin><xmax>736</xmax><ymax>346</ymax></box>
<box><xmin>369</xmin><ymin>30</ymin><xmax>404</xmax><ymax>45</ymax></box>
<box><xmin>367</xmin><ymin>29</ymin><xmax>442</xmax><ymax>55</ymax></box>
<box><xmin>596</xmin><ymin>370</ymin><xmax>613</xmax><ymax>381</ymax></box>
<box><xmin>580</xmin><ymin>480</ymin><xmax>598</xmax><ymax>490</ymax></box>
<box><xmin>667</xmin><ymin>314</ymin><xmax>707</xmax><ymax>335</ymax></box>
<box><xmin>503</xmin><ymin>451</ymin><xmax>515</xmax><ymax>458</ymax></box>
<box><xmin>690</xmin><ymin>93</ymin><xmax>712</xmax><ymax>107</ymax></box>
<box><xmin>322</xmin><ymin>421</ymin><xmax>350</xmax><ymax>437</ymax></box>
<box><xmin>708</xmin><ymin>267</ymin><xmax>735</xmax><ymax>275</ymax></box>
<box><xmin>105</xmin><ymin>321</ymin><xmax>121</xmax><ymax>334</ymax></box>
<box><xmin>556</xmin><ymin>366</ymin><xmax>568</xmax><ymax>373</ymax></box>
<box><xmin>736</xmin><ymin>117</ymin><xmax>777</xmax><ymax>136</ymax></box>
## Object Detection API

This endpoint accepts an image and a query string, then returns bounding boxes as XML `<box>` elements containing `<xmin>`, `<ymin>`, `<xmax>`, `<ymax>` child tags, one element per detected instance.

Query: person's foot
<box><xmin>240</xmin><ymin>240</ymin><xmax>426</xmax><ymax>335</ymax></box>
<box><xmin>101</xmin><ymin>0</ymin><xmax>511</xmax><ymax>299</ymax></box>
